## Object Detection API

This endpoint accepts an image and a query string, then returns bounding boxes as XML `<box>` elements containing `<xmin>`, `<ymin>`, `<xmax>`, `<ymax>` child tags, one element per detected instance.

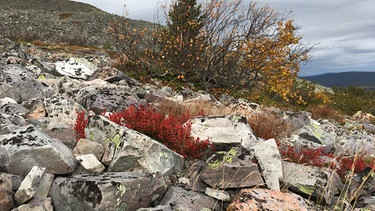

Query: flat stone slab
<box><xmin>250</xmin><ymin>139</ymin><xmax>283</xmax><ymax>191</ymax></box>
<box><xmin>190</xmin><ymin>115</ymin><xmax>259</xmax><ymax>150</ymax></box>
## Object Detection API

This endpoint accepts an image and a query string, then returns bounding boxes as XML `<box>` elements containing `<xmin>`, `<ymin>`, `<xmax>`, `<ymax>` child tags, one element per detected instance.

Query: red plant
<box><xmin>101</xmin><ymin>104</ymin><xmax>211</xmax><ymax>159</ymax></box>
<box><xmin>278</xmin><ymin>144</ymin><xmax>333</xmax><ymax>167</ymax></box>
<box><xmin>336</xmin><ymin>157</ymin><xmax>369</xmax><ymax>179</ymax></box>
<box><xmin>74</xmin><ymin>109</ymin><xmax>89</xmax><ymax>141</ymax></box>
<box><xmin>277</xmin><ymin>141</ymin><xmax>375</xmax><ymax>180</ymax></box>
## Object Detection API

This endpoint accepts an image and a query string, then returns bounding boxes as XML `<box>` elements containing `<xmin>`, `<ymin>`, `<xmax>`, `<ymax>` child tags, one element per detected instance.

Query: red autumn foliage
<box><xmin>74</xmin><ymin>109</ymin><xmax>89</xmax><ymax>141</ymax></box>
<box><xmin>103</xmin><ymin>104</ymin><xmax>211</xmax><ymax>159</ymax></box>
<box><xmin>277</xmin><ymin>141</ymin><xmax>375</xmax><ymax>180</ymax></box>
<box><xmin>335</xmin><ymin>156</ymin><xmax>372</xmax><ymax>179</ymax></box>
<box><xmin>278</xmin><ymin>144</ymin><xmax>333</xmax><ymax>167</ymax></box>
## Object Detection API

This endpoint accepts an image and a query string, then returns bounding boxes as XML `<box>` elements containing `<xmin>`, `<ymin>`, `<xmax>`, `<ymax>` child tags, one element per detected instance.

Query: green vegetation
<box><xmin>330</xmin><ymin>86</ymin><xmax>375</xmax><ymax>116</ymax></box>
<box><xmin>110</xmin><ymin>0</ymin><xmax>312</xmax><ymax>102</ymax></box>
<box><xmin>108</xmin><ymin>0</ymin><xmax>375</xmax><ymax>120</ymax></box>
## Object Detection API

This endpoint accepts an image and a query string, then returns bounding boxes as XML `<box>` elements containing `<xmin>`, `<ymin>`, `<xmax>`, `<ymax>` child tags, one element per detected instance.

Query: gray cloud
<box><xmin>75</xmin><ymin>0</ymin><xmax>375</xmax><ymax>76</ymax></box>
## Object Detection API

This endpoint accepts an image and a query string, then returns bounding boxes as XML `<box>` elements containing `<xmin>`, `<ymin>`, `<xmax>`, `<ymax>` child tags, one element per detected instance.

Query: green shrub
<box><xmin>331</xmin><ymin>86</ymin><xmax>375</xmax><ymax>116</ymax></box>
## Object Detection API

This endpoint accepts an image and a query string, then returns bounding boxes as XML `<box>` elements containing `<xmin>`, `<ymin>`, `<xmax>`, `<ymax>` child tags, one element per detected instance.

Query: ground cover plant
<box><xmin>74</xmin><ymin>109</ymin><xmax>89</xmax><ymax>141</ymax></box>
<box><xmin>73</xmin><ymin>95</ymin><xmax>375</xmax><ymax>209</ymax></box>
<box><xmin>277</xmin><ymin>143</ymin><xmax>375</xmax><ymax>179</ymax></box>
<box><xmin>75</xmin><ymin>104</ymin><xmax>211</xmax><ymax>159</ymax></box>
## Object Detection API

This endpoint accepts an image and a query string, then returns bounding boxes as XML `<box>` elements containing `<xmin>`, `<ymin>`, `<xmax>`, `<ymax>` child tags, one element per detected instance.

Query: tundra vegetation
<box><xmin>109</xmin><ymin>0</ymin><xmax>314</xmax><ymax>104</ymax></box>
<box><xmin>106</xmin><ymin>0</ymin><xmax>375</xmax><ymax>208</ymax></box>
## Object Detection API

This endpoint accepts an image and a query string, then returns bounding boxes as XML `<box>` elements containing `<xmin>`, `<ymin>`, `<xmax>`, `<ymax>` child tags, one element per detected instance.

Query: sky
<box><xmin>74</xmin><ymin>0</ymin><xmax>375</xmax><ymax>76</ymax></box>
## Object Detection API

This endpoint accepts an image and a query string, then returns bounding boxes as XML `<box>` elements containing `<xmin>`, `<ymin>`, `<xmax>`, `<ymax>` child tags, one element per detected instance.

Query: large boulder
<box><xmin>50</xmin><ymin>172</ymin><xmax>167</xmax><ymax>211</ymax></box>
<box><xmin>0</xmin><ymin>125</ymin><xmax>77</xmax><ymax>176</ymax></box>
<box><xmin>55</xmin><ymin>57</ymin><xmax>97</xmax><ymax>80</ymax></box>
<box><xmin>85</xmin><ymin>115</ymin><xmax>184</xmax><ymax>176</ymax></box>
<box><xmin>293</xmin><ymin>119</ymin><xmax>337</xmax><ymax>146</ymax></box>
<box><xmin>0</xmin><ymin>64</ymin><xmax>54</xmax><ymax>103</ymax></box>
<box><xmin>72</xmin><ymin>79</ymin><xmax>142</xmax><ymax>112</ymax></box>
<box><xmin>334</xmin><ymin>130</ymin><xmax>375</xmax><ymax>157</ymax></box>
<box><xmin>281</xmin><ymin>161</ymin><xmax>343</xmax><ymax>205</ymax></box>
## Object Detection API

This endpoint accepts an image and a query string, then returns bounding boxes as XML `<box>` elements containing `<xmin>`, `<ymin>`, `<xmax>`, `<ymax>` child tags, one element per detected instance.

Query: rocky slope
<box><xmin>0</xmin><ymin>0</ymin><xmax>152</xmax><ymax>47</ymax></box>
<box><xmin>2</xmin><ymin>34</ymin><xmax>375</xmax><ymax>210</ymax></box>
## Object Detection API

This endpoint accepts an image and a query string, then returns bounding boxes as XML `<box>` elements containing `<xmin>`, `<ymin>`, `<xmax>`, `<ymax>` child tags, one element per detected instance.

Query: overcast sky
<box><xmin>74</xmin><ymin>0</ymin><xmax>375</xmax><ymax>76</ymax></box>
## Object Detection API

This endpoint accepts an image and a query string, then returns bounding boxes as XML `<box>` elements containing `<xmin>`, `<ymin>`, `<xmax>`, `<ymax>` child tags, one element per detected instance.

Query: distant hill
<box><xmin>301</xmin><ymin>72</ymin><xmax>375</xmax><ymax>89</ymax></box>
<box><xmin>0</xmin><ymin>0</ymin><xmax>154</xmax><ymax>47</ymax></box>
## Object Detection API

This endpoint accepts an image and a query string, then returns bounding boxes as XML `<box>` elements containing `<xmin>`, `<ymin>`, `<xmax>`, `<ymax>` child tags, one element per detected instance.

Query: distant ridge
<box><xmin>0</xmin><ymin>0</ymin><xmax>155</xmax><ymax>47</ymax></box>
<box><xmin>301</xmin><ymin>71</ymin><xmax>375</xmax><ymax>89</ymax></box>
<box><xmin>0</xmin><ymin>0</ymin><xmax>102</xmax><ymax>12</ymax></box>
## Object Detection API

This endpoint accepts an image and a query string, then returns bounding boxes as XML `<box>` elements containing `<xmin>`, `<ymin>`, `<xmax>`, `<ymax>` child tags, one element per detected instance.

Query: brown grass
<box><xmin>153</xmin><ymin>99</ymin><xmax>258</xmax><ymax>120</ymax></box>
<box><xmin>310</xmin><ymin>104</ymin><xmax>345</xmax><ymax>124</ymax></box>
<box><xmin>248</xmin><ymin>111</ymin><xmax>288</xmax><ymax>141</ymax></box>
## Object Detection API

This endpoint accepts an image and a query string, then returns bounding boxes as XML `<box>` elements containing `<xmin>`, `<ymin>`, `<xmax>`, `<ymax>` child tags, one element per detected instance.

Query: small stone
<box><xmin>76</xmin><ymin>154</ymin><xmax>105</xmax><ymax>174</ymax></box>
<box><xmin>74</xmin><ymin>138</ymin><xmax>104</xmax><ymax>160</ymax></box>
<box><xmin>0</xmin><ymin>173</ymin><xmax>14</xmax><ymax>211</ymax></box>
<box><xmin>14</xmin><ymin>166</ymin><xmax>46</xmax><ymax>204</ymax></box>
<box><xmin>205</xmin><ymin>187</ymin><xmax>230</xmax><ymax>201</ymax></box>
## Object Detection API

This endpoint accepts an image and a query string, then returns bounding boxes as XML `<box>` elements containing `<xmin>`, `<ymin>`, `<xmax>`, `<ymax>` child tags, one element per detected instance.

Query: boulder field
<box><xmin>1</xmin><ymin>36</ymin><xmax>375</xmax><ymax>210</ymax></box>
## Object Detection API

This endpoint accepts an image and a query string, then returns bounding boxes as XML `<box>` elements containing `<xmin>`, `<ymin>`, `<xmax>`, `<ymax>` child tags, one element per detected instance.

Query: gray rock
<box><xmin>12</xmin><ymin>197</ymin><xmax>53</xmax><ymax>211</ymax></box>
<box><xmin>281</xmin><ymin>161</ymin><xmax>343</xmax><ymax>205</ymax></box>
<box><xmin>0</xmin><ymin>146</ymin><xmax>8</xmax><ymax>172</ymax></box>
<box><xmin>186</xmin><ymin>160</ymin><xmax>207</xmax><ymax>192</ymax></box>
<box><xmin>0</xmin><ymin>125</ymin><xmax>77</xmax><ymax>176</ymax></box>
<box><xmin>0</xmin><ymin>173</ymin><xmax>14</xmax><ymax>211</ymax></box>
<box><xmin>250</xmin><ymin>139</ymin><xmax>283</xmax><ymax>191</ymax></box>
<box><xmin>71</xmin><ymin>79</ymin><xmax>142</xmax><ymax>112</ymax></box>
<box><xmin>0</xmin><ymin>65</ymin><xmax>54</xmax><ymax>103</ymax></box>
<box><xmin>159</xmin><ymin>186</ymin><xmax>218</xmax><ymax>211</ymax></box>
<box><xmin>202</xmin><ymin>148</ymin><xmax>264</xmax><ymax>189</ymax></box>
<box><xmin>42</xmin><ymin>95</ymin><xmax>83</xmax><ymax>130</ymax></box>
<box><xmin>225</xmin><ymin>99</ymin><xmax>260</xmax><ymax>117</ymax></box>
<box><xmin>346</xmin><ymin>170</ymin><xmax>375</xmax><ymax>204</ymax></box>
<box><xmin>137</xmin><ymin>205</ymin><xmax>173</xmax><ymax>211</ymax></box>
<box><xmin>55</xmin><ymin>57</ymin><xmax>97</xmax><ymax>80</ymax></box>
<box><xmin>363</xmin><ymin>122</ymin><xmax>375</xmax><ymax>133</ymax></box>
<box><xmin>190</xmin><ymin>115</ymin><xmax>259</xmax><ymax>150</ymax></box>
<box><xmin>352</xmin><ymin>111</ymin><xmax>375</xmax><ymax>123</ymax></box>
<box><xmin>74</xmin><ymin>138</ymin><xmax>104</xmax><ymax>160</ymax></box>
<box><xmin>50</xmin><ymin>172</ymin><xmax>167</xmax><ymax>211</ymax></box>
<box><xmin>334</xmin><ymin>131</ymin><xmax>375</xmax><ymax>157</ymax></box>
<box><xmin>101</xmin><ymin>141</ymin><xmax>115</xmax><ymax>165</ymax></box>
<box><xmin>291</xmin><ymin>118</ymin><xmax>337</xmax><ymax>147</ymax></box>
<box><xmin>7</xmin><ymin>173</ymin><xmax>24</xmax><ymax>191</ymax></box>
<box><xmin>205</xmin><ymin>187</ymin><xmax>231</xmax><ymax>201</ymax></box>
<box><xmin>356</xmin><ymin>194</ymin><xmax>375</xmax><ymax>210</ymax></box>
<box><xmin>0</xmin><ymin>102</ymin><xmax>29</xmax><ymax>116</ymax></box>
<box><xmin>283</xmin><ymin>111</ymin><xmax>312</xmax><ymax>135</ymax></box>
<box><xmin>33</xmin><ymin>173</ymin><xmax>54</xmax><ymax>199</ymax></box>
<box><xmin>76</xmin><ymin>154</ymin><xmax>105</xmax><ymax>174</ymax></box>
<box><xmin>0</xmin><ymin>97</ymin><xmax>17</xmax><ymax>105</ymax></box>
<box><xmin>86</xmin><ymin>115</ymin><xmax>184</xmax><ymax>176</ymax></box>
<box><xmin>14</xmin><ymin>166</ymin><xmax>46</xmax><ymax>204</ymax></box>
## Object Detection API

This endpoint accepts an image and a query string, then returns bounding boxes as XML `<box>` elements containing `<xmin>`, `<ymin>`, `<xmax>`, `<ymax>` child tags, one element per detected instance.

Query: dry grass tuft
<box><xmin>153</xmin><ymin>99</ymin><xmax>258</xmax><ymax>120</ymax></box>
<box><xmin>310</xmin><ymin>104</ymin><xmax>345</xmax><ymax>124</ymax></box>
<box><xmin>248</xmin><ymin>111</ymin><xmax>288</xmax><ymax>141</ymax></box>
